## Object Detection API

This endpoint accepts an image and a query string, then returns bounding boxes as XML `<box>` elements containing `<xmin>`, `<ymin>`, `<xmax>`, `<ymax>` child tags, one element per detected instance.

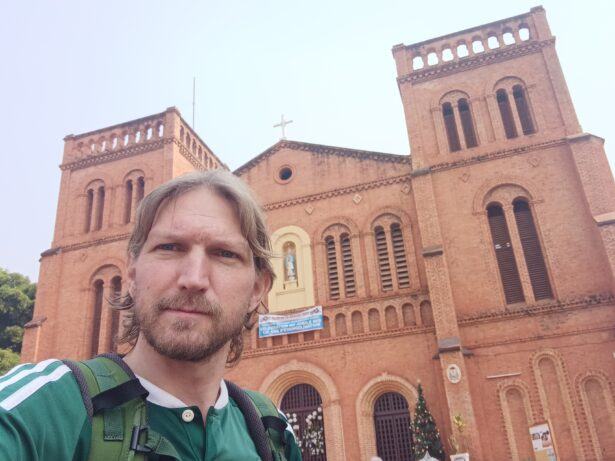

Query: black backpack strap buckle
<box><xmin>130</xmin><ymin>425</ymin><xmax>152</xmax><ymax>454</ymax></box>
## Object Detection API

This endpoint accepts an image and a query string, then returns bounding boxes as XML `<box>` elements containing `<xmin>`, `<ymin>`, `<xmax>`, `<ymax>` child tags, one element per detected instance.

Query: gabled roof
<box><xmin>234</xmin><ymin>139</ymin><xmax>410</xmax><ymax>176</ymax></box>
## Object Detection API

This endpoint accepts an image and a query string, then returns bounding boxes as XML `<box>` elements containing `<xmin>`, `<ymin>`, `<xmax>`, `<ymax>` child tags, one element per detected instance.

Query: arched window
<box><xmin>513</xmin><ymin>200</ymin><xmax>552</xmax><ymax>300</ymax></box>
<box><xmin>136</xmin><ymin>177</ymin><xmax>145</xmax><ymax>204</ymax></box>
<box><xmin>91</xmin><ymin>280</ymin><xmax>104</xmax><ymax>356</ymax></box>
<box><xmin>368</xmin><ymin>308</ymin><xmax>381</xmax><ymax>332</ymax></box>
<box><xmin>513</xmin><ymin>85</ymin><xmax>535</xmax><ymax>135</ymax></box>
<box><xmin>487</xmin><ymin>204</ymin><xmax>524</xmax><ymax>304</ymax></box>
<box><xmin>351</xmin><ymin>311</ymin><xmax>364</xmax><ymax>334</ymax></box>
<box><xmin>385</xmin><ymin>306</ymin><xmax>399</xmax><ymax>330</ymax></box>
<box><xmin>458</xmin><ymin>98</ymin><xmax>478</xmax><ymax>148</ymax></box>
<box><xmin>84</xmin><ymin>188</ymin><xmax>94</xmax><ymax>233</ymax></box>
<box><xmin>390</xmin><ymin>223</ymin><xmax>410</xmax><ymax>288</ymax></box>
<box><xmin>374</xmin><ymin>226</ymin><xmax>393</xmax><ymax>291</ymax></box>
<box><xmin>340</xmin><ymin>233</ymin><xmax>356</xmax><ymax>297</ymax></box>
<box><xmin>95</xmin><ymin>186</ymin><xmax>105</xmax><ymax>230</ymax></box>
<box><xmin>325</xmin><ymin>236</ymin><xmax>340</xmax><ymax>299</ymax></box>
<box><xmin>402</xmin><ymin>304</ymin><xmax>416</xmax><ymax>326</ymax></box>
<box><xmin>497</xmin><ymin>89</ymin><xmax>518</xmax><ymax>139</ymax></box>
<box><xmin>108</xmin><ymin>276</ymin><xmax>122</xmax><ymax>352</ymax></box>
<box><xmin>374</xmin><ymin>392</ymin><xmax>413</xmax><ymax>461</ymax></box>
<box><xmin>124</xmin><ymin>180</ymin><xmax>133</xmax><ymax>224</ymax></box>
<box><xmin>335</xmin><ymin>313</ymin><xmax>347</xmax><ymax>336</ymax></box>
<box><xmin>442</xmin><ymin>102</ymin><xmax>461</xmax><ymax>152</ymax></box>
<box><xmin>420</xmin><ymin>301</ymin><xmax>434</xmax><ymax>327</ymax></box>
<box><xmin>281</xmin><ymin>384</ymin><xmax>326</xmax><ymax>461</ymax></box>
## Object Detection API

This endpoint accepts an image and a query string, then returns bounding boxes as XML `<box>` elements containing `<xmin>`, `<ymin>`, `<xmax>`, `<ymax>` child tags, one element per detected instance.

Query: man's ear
<box><xmin>248</xmin><ymin>270</ymin><xmax>272</xmax><ymax>315</ymax></box>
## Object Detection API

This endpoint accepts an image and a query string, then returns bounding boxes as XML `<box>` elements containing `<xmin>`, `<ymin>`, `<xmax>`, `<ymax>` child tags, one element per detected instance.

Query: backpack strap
<box><xmin>64</xmin><ymin>354</ymin><xmax>180</xmax><ymax>461</ymax></box>
<box><xmin>225</xmin><ymin>380</ymin><xmax>288</xmax><ymax>461</ymax></box>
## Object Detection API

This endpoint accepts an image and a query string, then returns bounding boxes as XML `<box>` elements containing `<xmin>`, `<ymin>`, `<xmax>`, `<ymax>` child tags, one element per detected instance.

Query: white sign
<box><xmin>258</xmin><ymin>306</ymin><xmax>323</xmax><ymax>338</ymax></box>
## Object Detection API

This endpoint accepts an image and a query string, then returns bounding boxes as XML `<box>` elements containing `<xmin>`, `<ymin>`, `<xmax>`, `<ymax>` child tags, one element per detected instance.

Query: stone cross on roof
<box><xmin>273</xmin><ymin>114</ymin><xmax>293</xmax><ymax>140</ymax></box>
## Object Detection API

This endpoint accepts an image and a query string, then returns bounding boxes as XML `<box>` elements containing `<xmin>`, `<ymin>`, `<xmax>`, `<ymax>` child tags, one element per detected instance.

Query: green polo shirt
<box><xmin>0</xmin><ymin>359</ymin><xmax>301</xmax><ymax>460</ymax></box>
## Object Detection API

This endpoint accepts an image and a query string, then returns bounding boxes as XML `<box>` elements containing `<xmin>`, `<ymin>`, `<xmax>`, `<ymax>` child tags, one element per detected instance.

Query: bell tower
<box><xmin>21</xmin><ymin>107</ymin><xmax>226</xmax><ymax>362</ymax></box>
<box><xmin>391</xmin><ymin>6</ymin><xmax>615</xmax><ymax>458</ymax></box>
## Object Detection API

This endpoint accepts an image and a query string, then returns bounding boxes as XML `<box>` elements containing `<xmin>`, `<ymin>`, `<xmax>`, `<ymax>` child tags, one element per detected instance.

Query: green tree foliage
<box><xmin>0</xmin><ymin>267</ymin><xmax>36</xmax><ymax>354</ymax></box>
<box><xmin>0</xmin><ymin>348</ymin><xmax>20</xmax><ymax>375</ymax></box>
<box><xmin>411</xmin><ymin>383</ymin><xmax>446</xmax><ymax>460</ymax></box>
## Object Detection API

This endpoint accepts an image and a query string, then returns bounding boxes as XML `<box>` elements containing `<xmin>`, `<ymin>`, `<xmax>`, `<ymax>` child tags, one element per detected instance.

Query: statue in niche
<box><xmin>283</xmin><ymin>242</ymin><xmax>297</xmax><ymax>283</ymax></box>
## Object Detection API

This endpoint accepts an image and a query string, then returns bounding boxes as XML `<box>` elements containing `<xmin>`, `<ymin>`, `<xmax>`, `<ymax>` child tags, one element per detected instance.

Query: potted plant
<box><xmin>448</xmin><ymin>415</ymin><xmax>469</xmax><ymax>461</ymax></box>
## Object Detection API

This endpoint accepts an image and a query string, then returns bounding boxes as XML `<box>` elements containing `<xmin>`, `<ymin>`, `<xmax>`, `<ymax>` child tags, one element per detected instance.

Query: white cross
<box><xmin>273</xmin><ymin>114</ymin><xmax>293</xmax><ymax>140</ymax></box>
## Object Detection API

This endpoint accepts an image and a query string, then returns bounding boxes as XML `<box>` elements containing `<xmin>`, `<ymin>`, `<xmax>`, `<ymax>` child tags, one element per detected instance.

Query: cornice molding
<box><xmin>398</xmin><ymin>38</ymin><xmax>555</xmax><ymax>85</ymax></box>
<box><xmin>235</xmin><ymin>140</ymin><xmax>409</xmax><ymax>176</ymax></box>
<box><xmin>41</xmin><ymin>232</ymin><xmax>131</xmax><ymax>258</ymax></box>
<box><xmin>428</xmin><ymin>137</ymin><xmax>567</xmax><ymax>174</ymax></box>
<box><xmin>262</xmin><ymin>174</ymin><xmax>411</xmax><ymax>211</ymax></box>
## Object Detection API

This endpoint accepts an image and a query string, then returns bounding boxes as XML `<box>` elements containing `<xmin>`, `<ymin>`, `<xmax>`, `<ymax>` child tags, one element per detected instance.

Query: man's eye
<box><xmin>218</xmin><ymin>249</ymin><xmax>238</xmax><ymax>259</ymax></box>
<box><xmin>156</xmin><ymin>243</ymin><xmax>179</xmax><ymax>251</ymax></box>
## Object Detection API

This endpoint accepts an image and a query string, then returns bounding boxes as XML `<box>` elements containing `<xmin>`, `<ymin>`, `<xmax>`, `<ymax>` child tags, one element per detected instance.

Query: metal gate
<box><xmin>281</xmin><ymin>383</ymin><xmax>326</xmax><ymax>461</ymax></box>
<box><xmin>374</xmin><ymin>392</ymin><xmax>414</xmax><ymax>461</ymax></box>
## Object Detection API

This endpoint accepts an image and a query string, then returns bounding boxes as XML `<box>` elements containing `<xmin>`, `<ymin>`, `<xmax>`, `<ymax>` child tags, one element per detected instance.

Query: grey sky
<box><xmin>1</xmin><ymin>0</ymin><xmax>613</xmax><ymax>281</ymax></box>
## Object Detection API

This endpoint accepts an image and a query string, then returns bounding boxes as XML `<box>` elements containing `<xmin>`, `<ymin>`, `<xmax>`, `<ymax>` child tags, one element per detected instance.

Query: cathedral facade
<box><xmin>22</xmin><ymin>7</ymin><xmax>615</xmax><ymax>460</ymax></box>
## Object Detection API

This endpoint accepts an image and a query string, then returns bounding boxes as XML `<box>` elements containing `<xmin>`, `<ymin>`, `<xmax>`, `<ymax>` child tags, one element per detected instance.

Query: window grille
<box><xmin>513</xmin><ymin>200</ymin><xmax>552</xmax><ymax>300</ymax></box>
<box><xmin>340</xmin><ymin>234</ymin><xmax>356</xmax><ymax>297</ymax></box>
<box><xmin>390</xmin><ymin>224</ymin><xmax>410</xmax><ymax>288</ymax></box>
<box><xmin>281</xmin><ymin>384</ymin><xmax>326</xmax><ymax>461</ymax></box>
<box><xmin>442</xmin><ymin>102</ymin><xmax>461</xmax><ymax>152</ymax></box>
<box><xmin>458</xmin><ymin>98</ymin><xmax>478</xmax><ymax>148</ymax></box>
<box><xmin>374</xmin><ymin>392</ymin><xmax>413</xmax><ymax>461</ymax></box>
<box><xmin>325</xmin><ymin>236</ymin><xmax>340</xmax><ymax>299</ymax></box>
<box><xmin>496</xmin><ymin>89</ymin><xmax>518</xmax><ymax>139</ymax></box>
<box><xmin>375</xmin><ymin>227</ymin><xmax>393</xmax><ymax>291</ymax></box>
<box><xmin>512</xmin><ymin>85</ymin><xmax>536</xmax><ymax>135</ymax></box>
<box><xmin>487</xmin><ymin>204</ymin><xmax>525</xmax><ymax>304</ymax></box>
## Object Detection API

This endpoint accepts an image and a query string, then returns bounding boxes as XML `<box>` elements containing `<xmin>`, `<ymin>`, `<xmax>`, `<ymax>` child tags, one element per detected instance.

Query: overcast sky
<box><xmin>1</xmin><ymin>0</ymin><xmax>613</xmax><ymax>281</ymax></box>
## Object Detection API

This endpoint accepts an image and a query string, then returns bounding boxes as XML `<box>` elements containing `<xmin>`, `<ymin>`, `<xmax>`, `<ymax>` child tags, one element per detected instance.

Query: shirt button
<box><xmin>182</xmin><ymin>409</ymin><xmax>195</xmax><ymax>423</ymax></box>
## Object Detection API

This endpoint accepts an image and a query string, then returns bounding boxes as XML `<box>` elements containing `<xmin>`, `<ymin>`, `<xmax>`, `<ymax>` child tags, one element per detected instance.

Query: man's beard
<box><xmin>134</xmin><ymin>290</ymin><xmax>246</xmax><ymax>362</ymax></box>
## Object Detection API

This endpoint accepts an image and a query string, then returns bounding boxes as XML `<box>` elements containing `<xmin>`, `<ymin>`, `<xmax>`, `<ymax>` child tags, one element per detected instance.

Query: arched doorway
<box><xmin>374</xmin><ymin>392</ymin><xmax>414</xmax><ymax>461</ymax></box>
<box><xmin>281</xmin><ymin>383</ymin><xmax>327</xmax><ymax>460</ymax></box>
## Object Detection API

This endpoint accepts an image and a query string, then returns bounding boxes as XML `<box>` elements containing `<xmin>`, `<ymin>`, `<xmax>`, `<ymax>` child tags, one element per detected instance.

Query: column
<box><xmin>411</xmin><ymin>171</ymin><xmax>484</xmax><ymax>458</ymax></box>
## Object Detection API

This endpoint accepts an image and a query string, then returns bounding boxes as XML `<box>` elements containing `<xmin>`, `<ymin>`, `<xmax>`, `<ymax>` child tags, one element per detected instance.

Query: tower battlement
<box><xmin>392</xmin><ymin>6</ymin><xmax>552</xmax><ymax>81</ymax></box>
<box><xmin>61</xmin><ymin>107</ymin><xmax>225</xmax><ymax>171</ymax></box>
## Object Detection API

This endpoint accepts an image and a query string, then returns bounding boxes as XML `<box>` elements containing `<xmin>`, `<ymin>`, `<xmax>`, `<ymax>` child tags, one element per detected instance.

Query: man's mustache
<box><xmin>153</xmin><ymin>293</ymin><xmax>222</xmax><ymax>317</ymax></box>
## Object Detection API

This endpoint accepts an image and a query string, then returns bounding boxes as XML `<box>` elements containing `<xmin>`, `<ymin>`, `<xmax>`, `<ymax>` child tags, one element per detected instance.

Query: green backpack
<box><xmin>63</xmin><ymin>353</ymin><xmax>288</xmax><ymax>461</ymax></box>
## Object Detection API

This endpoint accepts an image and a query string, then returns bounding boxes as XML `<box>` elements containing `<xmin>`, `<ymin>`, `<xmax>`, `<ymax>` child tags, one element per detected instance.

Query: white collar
<box><xmin>136</xmin><ymin>375</ymin><xmax>229</xmax><ymax>410</ymax></box>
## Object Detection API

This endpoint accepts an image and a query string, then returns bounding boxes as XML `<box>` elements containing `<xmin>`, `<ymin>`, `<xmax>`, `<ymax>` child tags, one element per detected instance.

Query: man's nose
<box><xmin>177</xmin><ymin>250</ymin><xmax>211</xmax><ymax>291</ymax></box>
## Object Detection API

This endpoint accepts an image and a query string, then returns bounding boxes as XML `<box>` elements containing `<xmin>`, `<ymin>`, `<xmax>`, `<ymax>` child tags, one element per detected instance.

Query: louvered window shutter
<box><xmin>340</xmin><ymin>233</ymin><xmax>356</xmax><ymax>297</ymax></box>
<box><xmin>458</xmin><ymin>98</ymin><xmax>478</xmax><ymax>148</ymax></box>
<box><xmin>497</xmin><ymin>89</ymin><xmax>518</xmax><ymax>139</ymax></box>
<box><xmin>442</xmin><ymin>102</ymin><xmax>461</xmax><ymax>152</ymax></box>
<box><xmin>513</xmin><ymin>200</ymin><xmax>552</xmax><ymax>300</ymax></box>
<box><xmin>390</xmin><ymin>223</ymin><xmax>410</xmax><ymax>288</ymax></box>
<box><xmin>325</xmin><ymin>236</ymin><xmax>340</xmax><ymax>299</ymax></box>
<box><xmin>513</xmin><ymin>85</ymin><xmax>536</xmax><ymax>135</ymax></box>
<box><xmin>487</xmin><ymin>205</ymin><xmax>525</xmax><ymax>304</ymax></box>
<box><xmin>375</xmin><ymin>227</ymin><xmax>393</xmax><ymax>291</ymax></box>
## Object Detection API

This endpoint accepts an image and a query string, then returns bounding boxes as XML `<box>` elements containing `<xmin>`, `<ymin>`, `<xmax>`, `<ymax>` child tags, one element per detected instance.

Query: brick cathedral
<box><xmin>22</xmin><ymin>7</ymin><xmax>615</xmax><ymax>461</ymax></box>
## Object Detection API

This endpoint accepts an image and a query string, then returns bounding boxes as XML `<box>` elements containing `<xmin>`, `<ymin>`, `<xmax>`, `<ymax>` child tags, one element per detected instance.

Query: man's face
<box><xmin>127</xmin><ymin>187</ymin><xmax>268</xmax><ymax>362</ymax></box>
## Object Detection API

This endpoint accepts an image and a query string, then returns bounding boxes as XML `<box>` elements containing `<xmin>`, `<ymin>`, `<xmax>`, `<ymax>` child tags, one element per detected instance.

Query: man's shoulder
<box><xmin>0</xmin><ymin>358</ymin><xmax>81</xmax><ymax>413</ymax></box>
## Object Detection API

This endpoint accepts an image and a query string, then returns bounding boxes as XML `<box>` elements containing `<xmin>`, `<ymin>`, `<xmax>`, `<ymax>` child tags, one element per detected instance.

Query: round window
<box><xmin>278</xmin><ymin>167</ymin><xmax>293</xmax><ymax>181</ymax></box>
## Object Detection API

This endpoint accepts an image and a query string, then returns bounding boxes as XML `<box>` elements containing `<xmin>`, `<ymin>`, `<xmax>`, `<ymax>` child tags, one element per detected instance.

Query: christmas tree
<box><xmin>411</xmin><ymin>383</ymin><xmax>446</xmax><ymax>460</ymax></box>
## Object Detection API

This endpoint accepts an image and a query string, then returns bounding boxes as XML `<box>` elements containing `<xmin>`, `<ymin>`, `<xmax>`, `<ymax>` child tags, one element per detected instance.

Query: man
<box><xmin>0</xmin><ymin>170</ymin><xmax>302</xmax><ymax>460</ymax></box>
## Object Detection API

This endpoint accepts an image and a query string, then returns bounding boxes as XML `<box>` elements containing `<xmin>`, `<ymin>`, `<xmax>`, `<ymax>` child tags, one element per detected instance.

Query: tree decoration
<box><xmin>411</xmin><ymin>383</ymin><xmax>446</xmax><ymax>460</ymax></box>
